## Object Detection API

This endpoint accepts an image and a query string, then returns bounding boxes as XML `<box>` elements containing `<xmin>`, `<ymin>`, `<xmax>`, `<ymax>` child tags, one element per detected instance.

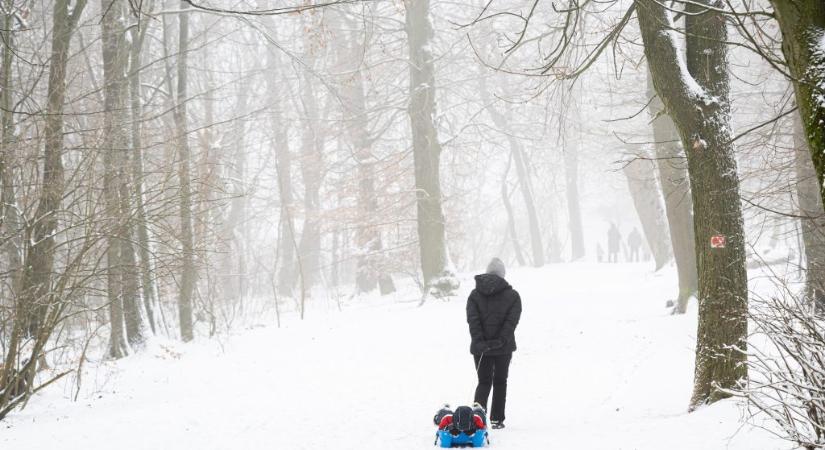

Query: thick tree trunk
<box><xmin>404</xmin><ymin>0</ymin><xmax>457</xmax><ymax>294</ymax></box>
<box><xmin>19</xmin><ymin>0</ymin><xmax>87</xmax><ymax>336</ymax></box>
<box><xmin>175</xmin><ymin>0</ymin><xmax>195</xmax><ymax>342</ymax></box>
<box><xmin>101</xmin><ymin>0</ymin><xmax>134</xmax><ymax>358</ymax></box>
<box><xmin>636</xmin><ymin>0</ymin><xmax>748</xmax><ymax>409</ymax></box>
<box><xmin>648</xmin><ymin>73</ymin><xmax>698</xmax><ymax>313</ymax></box>
<box><xmin>623</xmin><ymin>149</ymin><xmax>672</xmax><ymax>270</ymax></box>
<box><xmin>794</xmin><ymin>114</ymin><xmax>825</xmax><ymax>310</ymax></box>
<box><xmin>770</xmin><ymin>1</ymin><xmax>825</xmax><ymax>206</ymax></box>
<box><xmin>683</xmin><ymin>2</ymin><xmax>749</xmax><ymax>408</ymax></box>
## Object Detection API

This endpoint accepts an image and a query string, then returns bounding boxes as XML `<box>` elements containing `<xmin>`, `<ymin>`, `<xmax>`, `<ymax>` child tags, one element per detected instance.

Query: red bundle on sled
<box><xmin>432</xmin><ymin>403</ymin><xmax>489</xmax><ymax>448</ymax></box>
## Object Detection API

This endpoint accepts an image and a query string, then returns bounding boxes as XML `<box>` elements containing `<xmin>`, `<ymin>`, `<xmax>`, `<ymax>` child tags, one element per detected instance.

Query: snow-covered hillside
<box><xmin>2</xmin><ymin>263</ymin><xmax>785</xmax><ymax>450</ymax></box>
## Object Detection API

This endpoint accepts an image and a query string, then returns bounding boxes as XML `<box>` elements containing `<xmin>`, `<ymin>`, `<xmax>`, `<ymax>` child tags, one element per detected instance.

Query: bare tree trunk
<box><xmin>336</xmin><ymin>16</ymin><xmax>395</xmax><ymax>295</ymax></box>
<box><xmin>119</xmin><ymin>155</ymin><xmax>145</xmax><ymax>348</ymax></box>
<box><xmin>233</xmin><ymin>99</ymin><xmax>248</xmax><ymax>305</ymax></box>
<box><xmin>273</xmin><ymin>113</ymin><xmax>295</xmax><ymax>294</ymax></box>
<box><xmin>484</xmin><ymin>93</ymin><xmax>545</xmax><ymax>267</ymax></box>
<box><xmin>175</xmin><ymin>0</ymin><xmax>195</xmax><ymax>342</ymax></box>
<box><xmin>770</xmin><ymin>1</ymin><xmax>825</xmax><ymax>206</ymax></box>
<box><xmin>330</xmin><ymin>226</ymin><xmax>340</xmax><ymax>287</ymax></box>
<box><xmin>564</xmin><ymin>144</ymin><xmax>585</xmax><ymax>261</ymax></box>
<box><xmin>648</xmin><ymin>73</ymin><xmax>698</xmax><ymax>313</ymax></box>
<box><xmin>129</xmin><ymin>13</ymin><xmax>160</xmax><ymax>334</ymax></box>
<box><xmin>4</xmin><ymin>1</ymin><xmax>88</xmax><ymax>411</ymax></box>
<box><xmin>405</xmin><ymin>0</ymin><xmax>458</xmax><ymax>295</ymax></box>
<box><xmin>263</xmin><ymin>49</ymin><xmax>296</xmax><ymax>296</ymax></box>
<box><xmin>623</xmin><ymin>149</ymin><xmax>672</xmax><ymax>270</ymax></box>
<box><xmin>193</xmin><ymin>43</ymin><xmax>219</xmax><ymax>325</ymax></box>
<box><xmin>219</xmin><ymin>87</ymin><xmax>249</xmax><ymax>306</ymax></box>
<box><xmin>19</xmin><ymin>0</ymin><xmax>87</xmax><ymax>336</ymax></box>
<box><xmin>0</xmin><ymin>0</ymin><xmax>21</xmax><ymax>293</ymax></box>
<box><xmin>637</xmin><ymin>0</ymin><xmax>748</xmax><ymax>409</ymax></box>
<box><xmin>297</xmin><ymin>68</ymin><xmax>323</xmax><ymax>289</ymax></box>
<box><xmin>0</xmin><ymin>0</ymin><xmax>21</xmax><ymax>398</ymax></box>
<box><xmin>501</xmin><ymin>159</ymin><xmax>526</xmax><ymax>266</ymax></box>
<box><xmin>794</xmin><ymin>113</ymin><xmax>825</xmax><ymax>310</ymax></box>
<box><xmin>102</xmin><ymin>0</ymin><xmax>143</xmax><ymax>357</ymax></box>
<box><xmin>560</xmin><ymin>85</ymin><xmax>585</xmax><ymax>261</ymax></box>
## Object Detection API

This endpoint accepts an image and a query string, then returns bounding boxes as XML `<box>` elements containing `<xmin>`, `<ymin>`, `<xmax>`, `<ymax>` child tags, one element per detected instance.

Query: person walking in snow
<box><xmin>628</xmin><ymin>227</ymin><xmax>642</xmax><ymax>262</ymax></box>
<box><xmin>607</xmin><ymin>223</ymin><xmax>621</xmax><ymax>263</ymax></box>
<box><xmin>466</xmin><ymin>257</ymin><xmax>522</xmax><ymax>430</ymax></box>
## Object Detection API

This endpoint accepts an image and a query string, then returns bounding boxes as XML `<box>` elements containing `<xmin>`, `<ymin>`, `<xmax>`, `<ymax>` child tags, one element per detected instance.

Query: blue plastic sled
<box><xmin>436</xmin><ymin>429</ymin><xmax>488</xmax><ymax>448</ymax></box>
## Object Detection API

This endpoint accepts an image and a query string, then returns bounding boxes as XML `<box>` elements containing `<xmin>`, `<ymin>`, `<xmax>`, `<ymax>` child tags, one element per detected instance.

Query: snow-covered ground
<box><xmin>2</xmin><ymin>263</ymin><xmax>787</xmax><ymax>449</ymax></box>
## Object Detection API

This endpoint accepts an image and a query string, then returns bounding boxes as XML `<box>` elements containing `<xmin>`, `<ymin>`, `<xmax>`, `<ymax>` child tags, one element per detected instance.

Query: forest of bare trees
<box><xmin>1</xmin><ymin>1</ymin><xmax>824</xmax><ymax>447</ymax></box>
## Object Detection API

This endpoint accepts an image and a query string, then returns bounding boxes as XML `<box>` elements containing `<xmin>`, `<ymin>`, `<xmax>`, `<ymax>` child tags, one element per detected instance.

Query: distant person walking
<box><xmin>628</xmin><ymin>227</ymin><xmax>642</xmax><ymax>262</ymax></box>
<box><xmin>607</xmin><ymin>223</ymin><xmax>621</xmax><ymax>263</ymax></box>
<box><xmin>466</xmin><ymin>258</ymin><xmax>522</xmax><ymax>430</ymax></box>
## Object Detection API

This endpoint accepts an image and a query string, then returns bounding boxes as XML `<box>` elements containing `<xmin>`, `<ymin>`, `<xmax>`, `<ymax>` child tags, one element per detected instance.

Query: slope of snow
<box><xmin>1</xmin><ymin>263</ymin><xmax>785</xmax><ymax>450</ymax></box>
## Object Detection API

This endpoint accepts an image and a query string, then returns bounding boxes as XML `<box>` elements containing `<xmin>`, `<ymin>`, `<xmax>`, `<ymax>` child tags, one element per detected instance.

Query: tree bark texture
<box><xmin>101</xmin><ymin>0</ymin><xmax>134</xmax><ymax>357</ymax></box>
<box><xmin>636</xmin><ymin>0</ymin><xmax>749</xmax><ymax>409</ymax></box>
<box><xmin>770</xmin><ymin>1</ymin><xmax>825</xmax><ymax>206</ymax></box>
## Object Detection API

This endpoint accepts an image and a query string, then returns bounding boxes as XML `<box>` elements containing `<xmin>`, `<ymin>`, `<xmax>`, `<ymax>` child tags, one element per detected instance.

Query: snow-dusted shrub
<box><xmin>728</xmin><ymin>290</ymin><xmax>825</xmax><ymax>449</ymax></box>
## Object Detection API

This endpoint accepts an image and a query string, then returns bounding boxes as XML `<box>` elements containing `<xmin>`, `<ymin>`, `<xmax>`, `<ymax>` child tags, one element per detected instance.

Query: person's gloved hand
<box><xmin>483</xmin><ymin>339</ymin><xmax>504</xmax><ymax>352</ymax></box>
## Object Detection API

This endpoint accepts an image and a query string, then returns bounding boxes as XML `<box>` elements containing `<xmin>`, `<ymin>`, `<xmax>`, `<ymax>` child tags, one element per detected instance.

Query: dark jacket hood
<box><xmin>474</xmin><ymin>273</ymin><xmax>511</xmax><ymax>296</ymax></box>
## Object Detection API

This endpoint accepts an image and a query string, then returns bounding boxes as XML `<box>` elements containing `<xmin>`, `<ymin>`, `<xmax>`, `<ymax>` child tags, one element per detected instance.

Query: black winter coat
<box><xmin>466</xmin><ymin>274</ymin><xmax>522</xmax><ymax>355</ymax></box>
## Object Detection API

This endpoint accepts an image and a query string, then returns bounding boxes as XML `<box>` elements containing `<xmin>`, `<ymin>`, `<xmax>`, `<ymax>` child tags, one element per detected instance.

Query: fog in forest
<box><xmin>2</xmin><ymin>1</ymin><xmax>825</xmax><ymax>449</ymax></box>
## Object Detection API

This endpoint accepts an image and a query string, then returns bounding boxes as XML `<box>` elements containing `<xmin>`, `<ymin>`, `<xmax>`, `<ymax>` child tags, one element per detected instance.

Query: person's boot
<box><xmin>491</xmin><ymin>421</ymin><xmax>505</xmax><ymax>429</ymax></box>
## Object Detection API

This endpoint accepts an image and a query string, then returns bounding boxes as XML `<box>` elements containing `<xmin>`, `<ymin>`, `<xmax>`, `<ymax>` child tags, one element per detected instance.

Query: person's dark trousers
<box><xmin>473</xmin><ymin>353</ymin><xmax>512</xmax><ymax>422</ymax></box>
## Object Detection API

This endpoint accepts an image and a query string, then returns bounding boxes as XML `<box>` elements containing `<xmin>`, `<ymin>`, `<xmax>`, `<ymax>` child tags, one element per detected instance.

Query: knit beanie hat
<box><xmin>486</xmin><ymin>257</ymin><xmax>506</xmax><ymax>278</ymax></box>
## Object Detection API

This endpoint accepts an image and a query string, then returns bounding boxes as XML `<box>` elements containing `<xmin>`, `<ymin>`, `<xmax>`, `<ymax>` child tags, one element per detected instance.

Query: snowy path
<box><xmin>3</xmin><ymin>264</ymin><xmax>782</xmax><ymax>449</ymax></box>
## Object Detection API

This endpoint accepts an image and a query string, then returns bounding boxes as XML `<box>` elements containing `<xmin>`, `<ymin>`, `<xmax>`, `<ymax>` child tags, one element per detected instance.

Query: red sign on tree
<box><xmin>710</xmin><ymin>235</ymin><xmax>726</xmax><ymax>249</ymax></box>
